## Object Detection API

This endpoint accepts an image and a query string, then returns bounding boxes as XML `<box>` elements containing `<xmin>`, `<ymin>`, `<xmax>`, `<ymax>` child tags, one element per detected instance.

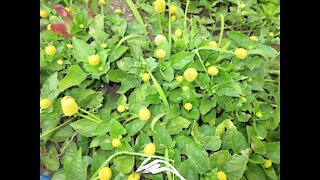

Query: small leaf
<box><xmin>70</xmin><ymin>118</ymin><xmax>99</xmax><ymax>137</ymax></box>
<box><xmin>166</xmin><ymin>116</ymin><xmax>191</xmax><ymax>135</ymax></box>
<box><xmin>171</xmin><ymin>52</ymin><xmax>195</xmax><ymax>70</ymax></box>
<box><xmin>109</xmin><ymin>119</ymin><xmax>126</xmax><ymax>138</ymax></box>
<box><xmin>59</xmin><ymin>65</ymin><xmax>87</xmax><ymax>91</ymax></box>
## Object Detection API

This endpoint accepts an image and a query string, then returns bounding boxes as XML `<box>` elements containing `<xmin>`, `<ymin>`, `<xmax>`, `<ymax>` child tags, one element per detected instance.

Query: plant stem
<box><xmin>89</xmin><ymin>151</ymin><xmax>173</xmax><ymax>180</ymax></box>
<box><xmin>77</xmin><ymin>113</ymin><xmax>101</xmax><ymax>124</ymax></box>
<box><xmin>40</xmin><ymin>117</ymin><xmax>76</xmax><ymax>139</ymax></box>
<box><xmin>159</xmin><ymin>13</ymin><xmax>163</xmax><ymax>34</ymax></box>
<box><xmin>184</xmin><ymin>0</ymin><xmax>190</xmax><ymax>29</ymax></box>
<box><xmin>218</xmin><ymin>13</ymin><xmax>225</xmax><ymax>47</ymax></box>
<box><xmin>193</xmin><ymin>50</ymin><xmax>208</xmax><ymax>77</ymax></box>
<box><xmin>79</xmin><ymin>108</ymin><xmax>102</xmax><ymax>123</ymax></box>
<box><xmin>122</xmin><ymin>116</ymin><xmax>138</xmax><ymax>125</ymax></box>
<box><xmin>168</xmin><ymin>0</ymin><xmax>172</xmax><ymax>46</ymax></box>
<box><xmin>165</xmin><ymin>148</ymin><xmax>173</xmax><ymax>180</ymax></box>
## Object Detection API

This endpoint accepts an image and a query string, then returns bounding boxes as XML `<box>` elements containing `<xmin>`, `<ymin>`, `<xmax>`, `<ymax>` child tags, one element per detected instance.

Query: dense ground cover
<box><xmin>40</xmin><ymin>0</ymin><xmax>280</xmax><ymax>179</ymax></box>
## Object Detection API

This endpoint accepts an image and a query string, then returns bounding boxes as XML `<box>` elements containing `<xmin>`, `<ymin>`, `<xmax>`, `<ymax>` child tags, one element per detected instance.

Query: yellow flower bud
<box><xmin>155</xmin><ymin>49</ymin><xmax>166</xmax><ymax>59</ymax></box>
<box><xmin>263</xmin><ymin>160</ymin><xmax>272</xmax><ymax>168</ymax></box>
<box><xmin>234</xmin><ymin>48</ymin><xmax>248</xmax><ymax>59</ymax></box>
<box><xmin>184</xmin><ymin>68</ymin><xmax>198</xmax><ymax>82</ymax></box>
<box><xmin>217</xmin><ymin>171</ymin><xmax>227</xmax><ymax>180</ymax></box>
<box><xmin>144</xmin><ymin>143</ymin><xmax>156</xmax><ymax>156</ymax></box>
<box><xmin>169</xmin><ymin>5</ymin><xmax>177</xmax><ymax>14</ymax></box>
<box><xmin>153</xmin><ymin>0</ymin><xmax>166</xmax><ymax>13</ymax></box>
<box><xmin>208</xmin><ymin>66</ymin><xmax>219</xmax><ymax>76</ymax></box>
<box><xmin>45</xmin><ymin>46</ymin><xmax>56</xmax><ymax>56</ymax></box>
<box><xmin>40</xmin><ymin>99</ymin><xmax>52</xmax><ymax>109</ymax></box>
<box><xmin>40</xmin><ymin>10</ymin><xmax>49</xmax><ymax>18</ymax></box>
<box><xmin>99</xmin><ymin>167</ymin><xmax>112</xmax><ymax>180</ymax></box>
<box><xmin>61</xmin><ymin>96</ymin><xmax>79</xmax><ymax>116</ymax></box>
<box><xmin>209</xmin><ymin>41</ymin><xmax>218</xmax><ymax>48</ymax></box>
<box><xmin>139</xmin><ymin>108</ymin><xmax>151</xmax><ymax>121</ymax></box>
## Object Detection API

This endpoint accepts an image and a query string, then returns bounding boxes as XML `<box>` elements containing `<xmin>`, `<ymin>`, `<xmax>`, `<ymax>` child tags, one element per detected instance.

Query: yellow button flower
<box><xmin>234</xmin><ymin>48</ymin><xmax>248</xmax><ymax>59</ymax></box>
<box><xmin>144</xmin><ymin>143</ymin><xmax>156</xmax><ymax>156</ymax></box>
<box><xmin>217</xmin><ymin>171</ymin><xmax>227</xmax><ymax>180</ymax></box>
<box><xmin>184</xmin><ymin>68</ymin><xmax>198</xmax><ymax>82</ymax></box>
<box><xmin>61</xmin><ymin>96</ymin><xmax>79</xmax><ymax>116</ymax></box>
<box><xmin>153</xmin><ymin>0</ymin><xmax>166</xmax><ymax>13</ymax></box>
<box><xmin>139</xmin><ymin>108</ymin><xmax>151</xmax><ymax>121</ymax></box>
<box><xmin>40</xmin><ymin>99</ymin><xmax>52</xmax><ymax>109</ymax></box>
<box><xmin>99</xmin><ymin>167</ymin><xmax>112</xmax><ymax>180</ymax></box>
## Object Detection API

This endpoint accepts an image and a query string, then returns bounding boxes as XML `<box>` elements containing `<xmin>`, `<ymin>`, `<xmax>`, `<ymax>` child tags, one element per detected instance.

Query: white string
<box><xmin>136</xmin><ymin>158</ymin><xmax>186</xmax><ymax>180</ymax></box>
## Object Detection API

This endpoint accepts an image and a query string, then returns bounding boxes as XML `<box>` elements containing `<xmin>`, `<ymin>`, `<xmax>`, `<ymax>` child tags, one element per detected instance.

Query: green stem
<box><xmin>122</xmin><ymin>116</ymin><xmax>138</xmax><ymax>125</ymax></box>
<box><xmin>158</xmin><ymin>13</ymin><xmax>163</xmax><ymax>34</ymax></box>
<box><xmin>168</xmin><ymin>0</ymin><xmax>172</xmax><ymax>46</ymax></box>
<box><xmin>77</xmin><ymin>113</ymin><xmax>101</xmax><ymax>124</ymax></box>
<box><xmin>218</xmin><ymin>13</ymin><xmax>225</xmax><ymax>47</ymax></box>
<box><xmin>101</xmin><ymin>4</ymin><xmax>104</xmax><ymax>15</ymax></box>
<box><xmin>70</xmin><ymin>0</ymin><xmax>73</xmax><ymax>6</ymax></box>
<box><xmin>89</xmin><ymin>151</ymin><xmax>173</xmax><ymax>180</ymax></box>
<box><xmin>40</xmin><ymin>117</ymin><xmax>76</xmax><ymax>139</ymax></box>
<box><xmin>194</xmin><ymin>50</ymin><xmax>208</xmax><ymax>77</ymax></box>
<box><xmin>184</xmin><ymin>0</ymin><xmax>190</xmax><ymax>29</ymax></box>
<box><xmin>63</xmin><ymin>0</ymin><xmax>69</xmax><ymax>6</ymax></box>
<box><xmin>79</xmin><ymin>108</ymin><xmax>102</xmax><ymax>123</ymax></box>
<box><xmin>165</xmin><ymin>148</ymin><xmax>173</xmax><ymax>180</ymax></box>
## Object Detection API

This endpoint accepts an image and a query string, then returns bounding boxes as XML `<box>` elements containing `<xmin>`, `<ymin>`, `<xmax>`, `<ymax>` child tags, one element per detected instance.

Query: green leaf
<box><xmin>200</xmin><ymin>95</ymin><xmax>216</xmax><ymax>115</ymax></box>
<box><xmin>93</xmin><ymin>119</ymin><xmax>110</xmax><ymax>136</ymax></box>
<box><xmin>70</xmin><ymin>119</ymin><xmax>99</xmax><ymax>137</ymax></box>
<box><xmin>72</xmin><ymin>37</ymin><xmax>95</xmax><ymax>62</ymax></box>
<box><xmin>109</xmin><ymin>119</ymin><xmax>126</xmax><ymax>138</ymax></box>
<box><xmin>41</xmin><ymin>156</ymin><xmax>60</xmax><ymax>171</ymax></box>
<box><xmin>145</xmin><ymin>57</ymin><xmax>158</xmax><ymax>73</ymax></box>
<box><xmin>126</xmin><ymin>119</ymin><xmax>147</xmax><ymax>136</ymax></box>
<box><xmin>89</xmin><ymin>135</ymin><xmax>108</xmax><ymax>148</ymax></box>
<box><xmin>264</xmin><ymin>142</ymin><xmax>280</xmax><ymax>164</ymax></box>
<box><xmin>40</xmin><ymin>72</ymin><xmax>61</xmax><ymax>100</ymax></box>
<box><xmin>245</xmin><ymin>163</ymin><xmax>267</xmax><ymax>180</ymax></box>
<box><xmin>231</xmin><ymin>130</ymin><xmax>249</xmax><ymax>153</ymax></box>
<box><xmin>59</xmin><ymin>65</ymin><xmax>87</xmax><ymax>91</ymax></box>
<box><xmin>89</xmin><ymin>29</ymin><xmax>109</xmax><ymax>42</ymax></box>
<box><xmin>114</xmin><ymin>155</ymin><xmax>134</xmax><ymax>174</ymax></box>
<box><xmin>220</xmin><ymin>154</ymin><xmax>248</xmax><ymax>180</ymax></box>
<box><xmin>166</xmin><ymin>116</ymin><xmax>191</xmax><ymax>135</ymax></box>
<box><xmin>65</xmin><ymin>149</ymin><xmax>88</xmax><ymax>180</ymax></box>
<box><xmin>251</xmin><ymin>136</ymin><xmax>267</xmax><ymax>155</ymax></box>
<box><xmin>195</xmin><ymin>73</ymin><xmax>210</xmax><ymax>89</ymax></box>
<box><xmin>192</xmin><ymin>122</ymin><xmax>221</xmax><ymax>151</ymax></box>
<box><xmin>99</xmin><ymin>136</ymin><xmax>113</xmax><ymax>150</ymax></box>
<box><xmin>186</xmin><ymin>144</ymin><xmax>210</xmax><ymax>174</ymax></box>
<box><xmin>108</xmin><ymin>69</ymin><xmax>127</xmax><ymax>82</ymax></box>
<box><xmin>216</xmin><ymin>84</ymin><xmax>241</xmax><ymax>97</ymax></box>
<box><xmin>249</xmin><ymin>154</ymin><xmax>266</xmax><ymax>164</ymax></box>
<box><xmin>178</xmin><ymin>159</ymin><xmax>199</xmax><ymax>179</ymax></box>
<box><xmin>130</xmin><ymin>44</ymin><xmax>143</xmax><ymax>60</ymax></box>
<box><xmin>171</xmin><ymin>52</ymin><xmax>195</xmax><ymax>70</ymax></box>
<box><xmin>109</xmin><ymin>45</ymin><xmax>129</xmax><ymax>62</ymax></box>
<box><xmin>209</xmin><ymin>150</ymin><xmax>232</xmax><ymax>169</ymax></box>
<box><xmin>153</xmin><ymin>124</ymin><xmax>172</xmax><ymax>149</ymax></box>
<box><xmin>264</xmin><ymin>167</ymin><xmax>278</xmax><ymax>180</ymax></box>
<box><xmin>227</xmin><ymin>31</ymin><xmax>251</xmax><ymax>47</ymax></box>
<box><xmin>125</xmin><ymin>0</ymin><xmax>148</xmax><ymax>34</ymax></box>
<box><xmin>134</xmin><ymin>131</ymin><xmax>151</xmax><ymax>152</ymax></box>
<box><xmin>50</xmin><ymin>125</ymin><xmax>74</xmax><ymax>142</ymax></box>
<box><xmin>117</xmin><ymin>74</ymin><xmax>141</xmax><ymax>94</ymax></box>
<box><xmin>162</xmin><ymin>66</ymin><xmax>174</xmax><ymax>82</ymax></box>
<box><xmin>89</xmin><ymin>14</ymin><xmax>104</xmax><ymax>31</ymax></box>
